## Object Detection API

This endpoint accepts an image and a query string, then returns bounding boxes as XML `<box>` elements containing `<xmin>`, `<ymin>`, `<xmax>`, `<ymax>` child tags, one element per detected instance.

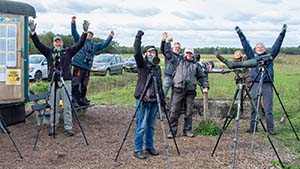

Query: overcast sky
<box><xmin>15</xmin><ymin>0</ymin><xmax>300</xmax><ymax>48</ymax></box>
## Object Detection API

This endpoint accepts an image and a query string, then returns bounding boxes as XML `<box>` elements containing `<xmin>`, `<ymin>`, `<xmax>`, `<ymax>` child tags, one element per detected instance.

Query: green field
<box><xmin>30</xmin><ymin>55</ymin><xmax>300</xmax><ymax>167</ymax></box>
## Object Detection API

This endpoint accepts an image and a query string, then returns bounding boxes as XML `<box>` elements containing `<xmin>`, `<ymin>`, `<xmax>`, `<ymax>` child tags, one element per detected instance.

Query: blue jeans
<box><xmin>134</xmin><ymin>99</ymin><xmax>158</xmax><ymax>152</ymax></box>
<box><xmin>163</xmin><ymin>75</ymin><xmax>174</xmax><ymax>97</ymax></box>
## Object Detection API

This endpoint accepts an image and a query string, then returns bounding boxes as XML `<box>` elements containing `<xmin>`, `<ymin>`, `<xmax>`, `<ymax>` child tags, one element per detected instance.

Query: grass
<box><xmin>193</xmin><ymin>118</ymin><xmax>222</xmax><ymax>136</ymax></box>
<box><xmin>29</xmin><ymin>54</ymin><xmax>300</xmax><ymax>167</ymax></box>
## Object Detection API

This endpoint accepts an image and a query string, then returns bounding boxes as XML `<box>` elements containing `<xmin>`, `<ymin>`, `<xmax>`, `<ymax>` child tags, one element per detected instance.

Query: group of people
<box><xmin>28</xmin><ymin>17</ymin><xmax>114</xmax><ymax>136</ymax></box>
<box><xmin>28</xmin><ymin>17</ymin><xmax>286</xmax><ymax>160</ymax></box>
<box><xmin>132</xmin><ymin>24</ymin><xmax>286</xmax><ymax>160</ymax></box>
<box><xmin>132</xmin><ymin>30</ymin><xmax>209</xmax><ymax>159</ymax></box>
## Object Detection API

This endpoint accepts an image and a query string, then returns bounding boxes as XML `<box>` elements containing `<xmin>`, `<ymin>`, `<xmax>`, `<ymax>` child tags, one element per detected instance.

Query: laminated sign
<box><xmin>6</xmin><ymin>68</ymin><xmax>21</xmax><ymax>85</ymax></box>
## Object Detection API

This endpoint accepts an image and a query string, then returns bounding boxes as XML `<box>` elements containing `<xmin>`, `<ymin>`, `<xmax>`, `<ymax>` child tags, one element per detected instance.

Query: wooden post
<box><xmin>203</xmin><ymin>92</ymin><xmax>209</xmax><ymax>119</ymax></box>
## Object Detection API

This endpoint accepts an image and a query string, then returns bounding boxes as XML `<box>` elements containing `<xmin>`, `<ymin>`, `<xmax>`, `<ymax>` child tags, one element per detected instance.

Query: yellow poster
<box><xmin>6</xmin><ymin>68</ymin><xmax>21</xmax><ymax>85</ymax></box>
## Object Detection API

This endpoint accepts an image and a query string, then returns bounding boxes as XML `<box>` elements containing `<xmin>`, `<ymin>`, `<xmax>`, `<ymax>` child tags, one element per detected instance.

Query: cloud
<box><xmin>256</xmin><ymin>0</ymin><xmax>282</xmax><ymax>4</ymax></box>
<box><xmin>64</xmin><ymin>2</ymin><xmax>100</xmax><ymax>13</ymax></box>
<box><xmin>103</xmin><ymin>7</ymin><xmax>161</xmax><ymax>17</ymax></box>
<box><xmin>252</xmin><ymin>11</ymin><xmax>288</xmax><ymax>24</ymax></box>
<box><xmin>172</xmin><ymin>11</ymin><xmax>206</xmax><ymax>21</ymax></box>
<box><xmin>225</xmin><ymin>11</ymin><xmax>255</xmax><ymax>22</ymax></box>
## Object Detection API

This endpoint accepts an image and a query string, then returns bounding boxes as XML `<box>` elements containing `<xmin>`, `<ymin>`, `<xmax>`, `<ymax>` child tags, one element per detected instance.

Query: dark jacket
<box><xmin>164</xmin><ymin>42</ymin><xmax>209</xmax><ymax>91</ymax></box>
<box><xmin>71</xmin><ymin>22</ymin><xmax>113</xmax><ymax>71</ymax></box>
<box><xmin>133</xmin><ymin>36</ymin><xmax>163</xmax><ymax>102</ymax></box>
<box><xmin>31</xmin><ymin>32</ymin><xmax>87</xmax><ymax>81</ymax></box>
<box><xmin>160</xmin><ymin>40</ymin><xmax>182</xmax><ymax>76</ymax></box>
<box><xmin>239</xmin><ymin>30</ymin><xmax>286</xmax><ymax>82</ymax></box>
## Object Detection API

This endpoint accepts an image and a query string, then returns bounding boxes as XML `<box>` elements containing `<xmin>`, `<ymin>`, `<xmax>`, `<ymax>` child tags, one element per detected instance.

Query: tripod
<box><xmin>249</xmin><ymin>64</ymin><xmax>299</xmax><ymax>143</ymax></box>
<box><xmin>115</xmin><ymin>73</ymin><xmax>180</xmax><ymax>168</ymax></box>
<box><xmin>0</xmin><ymin>113</ymin><xmax>23</xmax><ymax>159</ymax></box>
<box><xmin>33</xmin><ymin>69</ymin><xmax>89</xmax><ymax>150</ymax></box>
<box><xmin>211</xmin><ymin>68</ymin><xmax>285</xmax><ymax>169</ymax></box>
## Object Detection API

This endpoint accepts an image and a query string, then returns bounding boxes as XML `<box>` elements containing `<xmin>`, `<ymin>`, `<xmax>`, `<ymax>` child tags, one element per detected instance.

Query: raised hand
<box><xmin>162</xmin><ymin>32</ymin><xmax>168</xmax><ymax>41</ymax></box>
<box><xmin>109</xmin><ymin>30</ymin><xmax>115</xmax><ymax>37</ymax></box>
<box><xmin>166</xmin><ymin>36</ymin><xmax>173</xmax><ymax>43</ymax></box>
<box><xmin>136</xmin><ymin>30</ymin><xmax>144</xmax><ymax>38</ymax></box>
<box><xmin>71</xmin><ymin>16</ymin><xmax>76</xmax><ymax>23</ymax></box>
<box><xmin>28</xmin><ymin>19</ymin><xmax>37</xmax><ymax>32</ymax></box>
<box><xmin>82</xmin><ymin>20</ymin><xmax>90</xmax><ymax>32</ymax></box>
<box><xmin>282</xmin><ymin>24</ymin><xmax>287</xmax><ymax>32</ymax></box>
<box><xmin>235</xmin><ymin>26</ymin><xmax>242</xmax><ymax>34</ymax></box>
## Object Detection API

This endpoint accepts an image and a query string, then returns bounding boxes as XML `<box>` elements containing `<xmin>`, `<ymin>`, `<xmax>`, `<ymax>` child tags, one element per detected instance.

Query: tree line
<box><xmin>29</xmin><ymin>32</ymin><xmax>300</xmax><ymax>55</ymax></box>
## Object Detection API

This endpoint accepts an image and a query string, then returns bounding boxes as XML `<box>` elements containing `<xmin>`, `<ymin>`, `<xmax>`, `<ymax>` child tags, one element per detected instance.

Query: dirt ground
<box><xmin>0</xmin><ymin>105</ymin><xmax>298</xmax><ymax>169</ymax></box>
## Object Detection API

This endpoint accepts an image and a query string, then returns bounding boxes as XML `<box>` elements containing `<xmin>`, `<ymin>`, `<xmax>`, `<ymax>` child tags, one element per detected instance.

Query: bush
<box><xmin>193</xmin><ymin>119</ymin><xmax>222</xmax><ymax>136</ymax></box>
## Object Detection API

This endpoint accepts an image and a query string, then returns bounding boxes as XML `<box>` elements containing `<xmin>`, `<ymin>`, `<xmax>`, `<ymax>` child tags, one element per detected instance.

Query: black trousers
<box><xmin>169</xmin><ymin>88</ymin><xmax>196</xmax><ymax>135</ymax></box>
<box><xmin>72</xmin><ymin>66</ymin><xmax>90</xmax><ymax>103</ymax></box>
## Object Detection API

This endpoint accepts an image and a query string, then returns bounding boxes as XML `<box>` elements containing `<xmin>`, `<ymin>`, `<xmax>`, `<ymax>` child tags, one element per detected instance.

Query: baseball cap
<box><xmin>53</xmin><ymin>36</ymin><xmax>62</xmax><ymax>41</ymax></box>
<box><xmin>184</xmin><ymin>48</ymin><xmax>194</xmax><ymax>54</ymax></box>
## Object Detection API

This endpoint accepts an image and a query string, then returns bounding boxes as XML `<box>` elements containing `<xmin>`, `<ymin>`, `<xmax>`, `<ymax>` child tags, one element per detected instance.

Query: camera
<box><xmin>52</xmin><ymin>50</ymin><xmax>62</xmax><ymax>71</ymax></box>
<box><xmin>199</xmin><ymin>61</ymin><xmax>214</xmax><ymax>73</ymax></box>
<box><xmin>84</xmin><ymin>57</ymin><xmax>91</xmax><ymax>65</ymax></box>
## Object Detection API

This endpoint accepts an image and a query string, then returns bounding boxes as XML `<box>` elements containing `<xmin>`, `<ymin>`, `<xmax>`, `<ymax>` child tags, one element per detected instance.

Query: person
<box><xmin>164</xmin><ymin>35</ymin><xmax>209</xmax><ymax>138</ymax></box>
<box><xmin>236</xmin><ymin>24</ymin><xmax>287</xmax><ymax>135</ymax></box>
<box><xmin>233</xmin><ymin>50</ymin><xmax>251</xmax><ymax>89</ymax></box>
<box><xmin>160</xmin><ymin>32</ymin><xmax>182</xmax><ymax>98</ymax></box>
<box><xmin>232</xmin><ymin>50</ymin><xmax>251</xmax><ymax>118</ymax></box>
<box><xmin>71</xmin><ymin>16</ymin><xmax>114</xmax><ymax>106</ymax></box>
<box><xmin>132</xmin><ymin>30</ymin><xmax>164</xmax><ymax>159</ymax></box>
<box><xmin>28</xmin><ymin>19</ymin><xmax>89</xmax><ymax>136</ymax></box>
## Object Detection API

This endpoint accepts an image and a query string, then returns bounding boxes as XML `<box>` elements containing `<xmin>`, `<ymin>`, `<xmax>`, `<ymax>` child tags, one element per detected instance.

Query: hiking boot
<box><xmin>183</xmin><ymin>131</ymin><xmax>195</xmax><ymax>138</ymax></box>
<box><xmin>65</xmin><ymin>129</ymin><xmax>75</xmax><ymax>137</ymax></box>
<box><xmin>84</xmin><ymin>98</ymin><xmax>91</xmax><ymax>103</ymax></box>
<box><xmin>145</xmin><ymin>148</ymin><xmax>159</xmax><ymax>156</ymax></box>
<box><xmin>267</xmin><ymin>129</ymin><xmax>276</xmax><ymax>135</ymax></box>
<box><xmin>72</xmin><ymin>101</ymin><xmax>80</xmax><ymax>108</ymax></box>
<box><xmin>79</xmin><ymin>100</ymin><xmax>90</xmax><ymax>106</ymax></box>
<box><xmin>167</xmin><ymin>133</ymin><xmax>175</xmax><ymax>139</ymax></box>
<box><xmin>246</xmin><ymin>128</ymin><xmax>258</xmax><ymax>133</ymax></box>
<box><xmin>134</xmin><ymin>151</ymin><xmax>146</xmax><ymax>159</ymax></box>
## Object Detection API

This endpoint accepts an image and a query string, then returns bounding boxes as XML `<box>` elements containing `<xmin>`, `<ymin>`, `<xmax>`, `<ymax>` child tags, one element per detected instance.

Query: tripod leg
<box><xmin>115</xmin><ymin>75</ymin><xmax>153</xmax><ymax>161</ymax></box>
<box><xmin>163</xmin><ymin>107</ymin><xmax>180</xmax><ymax>155</ymax></box>
<box><xmin>250</xmin><ymin>72</ymin><xmax>265</xmax><ymax>151</ymax></box>
<box><xmin>153</xmin><ymin>77</ymin><xmax>172</xmax><ymax>169</ymax></box>
<box><xmin>33</xmin><ymin>110</ymin><xmax>47</xmax><ymax>151</ymax></box>
<box><xmin>211</xmin><ymin>88</ymin><xmax>239</xmax><ymax>156</ymax></box>
<box><xmin>266</xmin><ymin>73</ymin><xmax>299</xmax><ymax>141</ymax></box>
<box><xmin>232</xmin><ymin>84</ymin><xmax>244</xmax><ymax>169</ymax></box>
<box><xmin>114</xmin><ymin>107</ymin><xmax>138</xmax><ymax>161</ymax></box>
<box><xmin>60</xmin><ymin>80</ymin><xmax>89</xmax><ymax>145</ymax></box>
<box><xmin>34</xmin><ymin>74</ymin><xmax>55</xmax><ymax>150</ymax></box>
<box><xmin>0</xmin><ymin>116</ymin><xmax>23</xmax><ymax>159</ymax></box>
<box><xmin>244</xmin><ymin>84</ymin><xmax>262</xmax><ymax>151</ymax></box>
<box><xmin>258</xmin><ymin>118</ymin><xmax>285</xmax><ymax>168</ymax></box>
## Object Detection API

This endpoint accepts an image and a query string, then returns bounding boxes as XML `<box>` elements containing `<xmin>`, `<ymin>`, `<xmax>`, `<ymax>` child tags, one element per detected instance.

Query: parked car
<box><xmin>29</xmin><ymin>54</ymin><xmax>48</xmax><ymax>81</ymax></box>
<box><xmin>91</xmin><ymin>54</ymin><xmax>125</xmax><ymax>76</ymax></box>
<box><xmin>124</xmin><ymin>56</ymin><xmax>137</xmax><ymax>73</ymax></box>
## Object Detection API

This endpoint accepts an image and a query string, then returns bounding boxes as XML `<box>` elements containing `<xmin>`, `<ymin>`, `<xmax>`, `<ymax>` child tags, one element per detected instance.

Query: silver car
<box><xmin>29</xmin><ymin>54</ymin><xmax>48</xmax><ymax>81</ymax></box>
<box><xmin>91</xmin><ymin>54</ymin><xmax>125</xmax><ymax>76</ymax></box>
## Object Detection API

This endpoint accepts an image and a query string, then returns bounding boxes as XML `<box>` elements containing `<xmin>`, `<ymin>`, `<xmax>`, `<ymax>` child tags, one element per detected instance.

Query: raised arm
<box><xmin>160</xmin><ymin>32</ymin><xmax>168</xmax><ymax>55</ymax></box>
<box><xmin>270</xmin><ymin>24</ymin><xmax>287</xmax><ymax>58</ymax></box>
<box><xmin>71</xmin><ymin>16</ymin><xmax>80</xmax><ymax>43</ymax></box>
<box><xmin>164</xmin><ymin>37</ymin><xmax>178</xmax><ymax>66</ymax></box>
<box><xmin>28</xmin><ymin>20</ymin><xmax>51</xmax><ymax>57</ymax></box>
<box><xmin>70</xmin><ymin>32</ymin><xmax>88</xmax><ymax>56</ymax></box>
<box><xmin>133</xmin><ymin>30</ymin><xmax>146</xmax><ymax>68</ymax></box>
<box><xmin>93</xmin><ymin>31</ymin><xmax>114</xmax><ymax>52</ymax></box>
<box><xmin>70</xmin><ymin>20</ymin><xmax>89</xmax><ymax>56</ymax></box>
<box><xmin>235</xmin><ymin>26</ymin><xmax>255</xmax><ymax>59</ymax></box>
